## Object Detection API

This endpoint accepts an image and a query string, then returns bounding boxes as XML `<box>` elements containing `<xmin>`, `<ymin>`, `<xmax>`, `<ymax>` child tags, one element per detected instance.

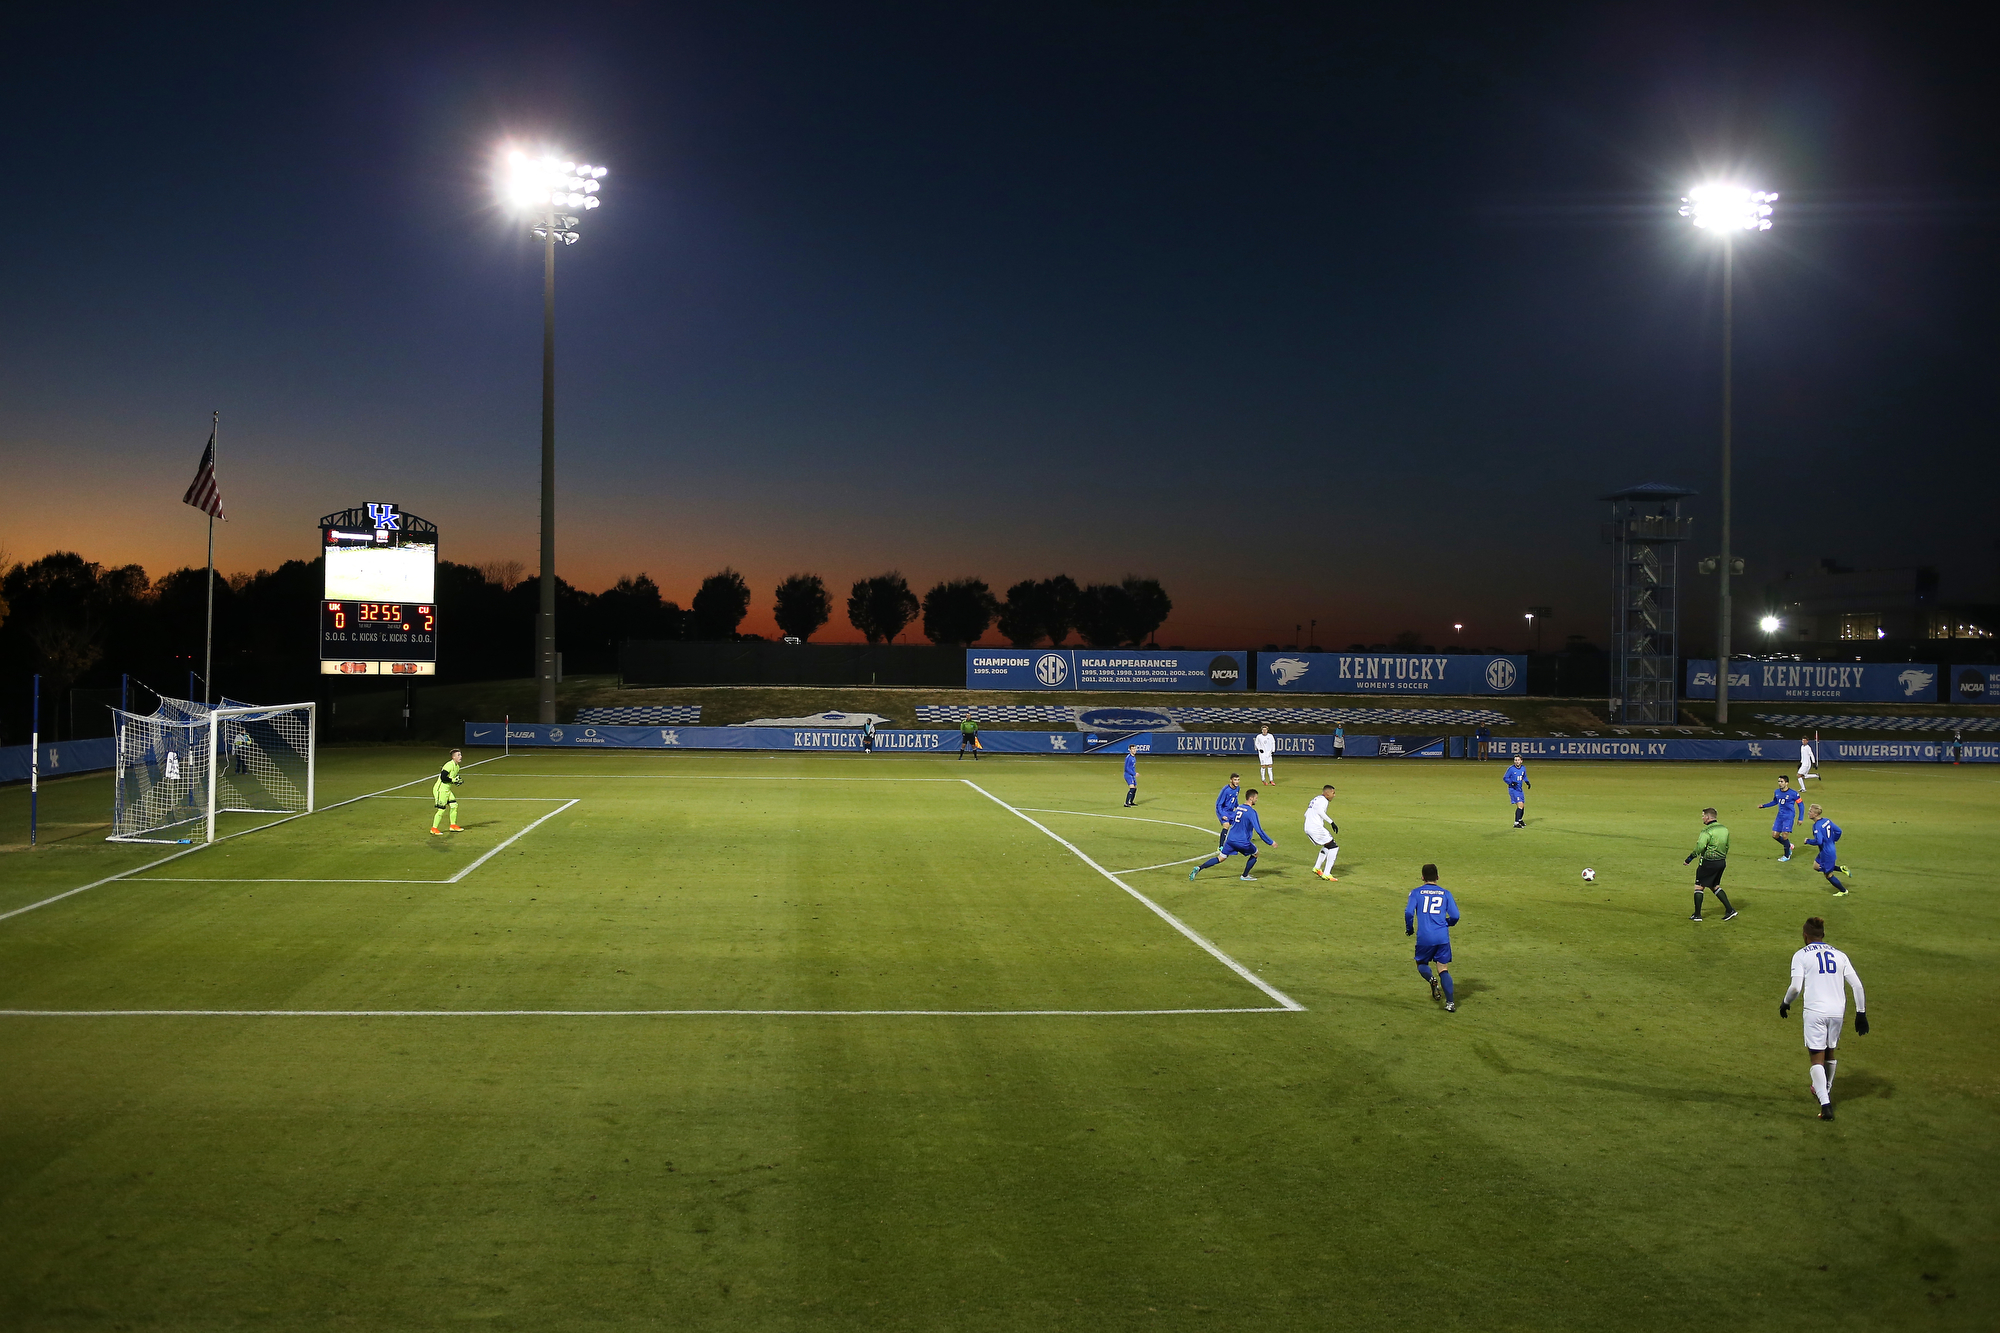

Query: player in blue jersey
<box><xmin>1504</xmin><ymin>757</ymin><xmax>1530</xmax><ymax>828</ymax></box>
<box><xmin>1214</xmin><ymin>773</ymin><xmax>1243</xmax><ymax>849</ymax></box>
<box><xmin>1405</xmin><ymin>864</ymin><xmax>1460</xmax><ymax>1012</ymax></box>
<box><xmin>1123</xmin><ymin>745</ymin><xmax>1139</xmax><ymax>807</ymax></box>
<box><xmin>1802</xmin><ymin>803</ymin><xmax>1851</xmax><ymax>896</ymax></box>
<box><xmin>1190</xmin><ymin>789</ymin><xmax>1274</xmax><ymax>882</ymax></box>
<box><xmin>1760</xmin><ymin>774</ymin><xmax>1803</xmax><ymax>860</ymax></box>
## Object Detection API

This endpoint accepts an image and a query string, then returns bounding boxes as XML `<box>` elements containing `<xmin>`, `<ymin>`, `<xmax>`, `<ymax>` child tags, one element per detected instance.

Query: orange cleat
<box><xmin>448</xmin><ymin>824</ymin><xmax>465</xmax><ymax>832</ymax></box>
<box><xmin>430</xmin><ymin>828</ymin><xmax>446</xmax><ymax>836</ymax></box>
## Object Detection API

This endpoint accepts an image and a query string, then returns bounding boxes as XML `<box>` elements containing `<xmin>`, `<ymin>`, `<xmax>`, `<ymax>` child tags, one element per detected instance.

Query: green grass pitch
<box><xmin>1</xmin><ymin>747</ymin><xmax>1995</xmax><ymax>1329</ymax></box>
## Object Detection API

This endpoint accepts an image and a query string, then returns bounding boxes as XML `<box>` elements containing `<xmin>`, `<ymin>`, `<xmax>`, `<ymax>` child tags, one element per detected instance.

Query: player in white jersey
<box><xmin>1254</xmin><ymin>725</ymin><xmax>1278</xmax><ymax>783</ymax></box>
<box><xmin>1303</xmin><ymin>784</ymin><xmax>1338</xmax><ymax>881</ymax></box>
<box><xmin>1797</xmin><ymin>736</ymin><xmax>1820</xmax><ymax>782</ymax></box>
<box><xmin>1779</xmin><ymin>916</ymin><xmax>1869</xmax><ymax>1121</ymax></box>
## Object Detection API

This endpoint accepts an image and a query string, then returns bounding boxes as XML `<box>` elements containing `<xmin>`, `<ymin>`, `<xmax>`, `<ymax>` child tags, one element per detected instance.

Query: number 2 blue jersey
<box><xmin>1404</xmin><ymin>885</ymin><xmax>1460</xmax><ymax>945</ymax></box>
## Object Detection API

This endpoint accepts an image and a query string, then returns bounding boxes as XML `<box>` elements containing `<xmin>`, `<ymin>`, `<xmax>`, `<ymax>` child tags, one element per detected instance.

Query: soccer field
<box><xmin>2</xmin><ymin>747</ymin><xmax>1995</xmax><ymax>1330</ymax></box>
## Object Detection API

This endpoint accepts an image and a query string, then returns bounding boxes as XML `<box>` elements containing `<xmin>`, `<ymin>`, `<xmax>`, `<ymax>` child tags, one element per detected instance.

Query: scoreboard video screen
<box><xmin>318</xmin><ymin>503</ymin><xmax>439</xmax><ymax>675</ymax></box>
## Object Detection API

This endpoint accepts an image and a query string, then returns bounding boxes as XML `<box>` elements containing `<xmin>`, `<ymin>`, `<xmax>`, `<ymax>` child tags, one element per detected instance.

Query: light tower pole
<box><xmin>1680</xmin><ymin>184</ymin><xmax>1775</xmax><ymax>726</ymax></box>
<box><xmin>504</xmin><ymin>149</ymin><xmax>607</xmax><ymax>723</ymax></box>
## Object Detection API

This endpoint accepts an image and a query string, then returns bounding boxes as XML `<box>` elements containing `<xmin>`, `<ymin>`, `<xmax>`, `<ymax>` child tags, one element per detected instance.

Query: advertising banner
<box><xmin>1487</xmin><ymin>736</ymin><xmax>1799</xmax><ymax>761</ymax></box>
<box><xmin>1686</xmin><ymin>660</ymin><xmax>1939</xmax><ymax>703</ymax></box>
<box><xmin>1257</xmin><ymin>652</ymin><xmax>1526</xmax><ymax>695</ymax></box>
<box><xmin>1822</xmin><ymin>739</ymin><xmax>2000</xmax><ymax>763</ymax></box>
<box><xmin>966</xmin><ymin>649</ymin><xmax>1247</xmax><ymax>691</ymax></box>
<box><xmin>1949</xmin><ymin>665</ymin><xmax>2000</xmax><ymax>705</ymax></box>
<box><xmin>0</xmin><ymin>737</ymin><xmax>118</xmax><ymax>785</ymax></box>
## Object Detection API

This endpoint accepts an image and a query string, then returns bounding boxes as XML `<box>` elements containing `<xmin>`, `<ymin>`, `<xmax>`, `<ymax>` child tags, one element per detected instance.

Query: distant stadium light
<box><xmin>1759</xmin><ymin>615</ymin><xmax>1781</xmax><ymax>633</ymax></box>
<box><xmin>495</xmin><ymin>142</ymin><xmax>610</xmax><ymax>724</ymax></box>
<box><xmin>1679</xmin><ymin>185</ymin><xmax>1777</xmax><ymax>232</ymax></box>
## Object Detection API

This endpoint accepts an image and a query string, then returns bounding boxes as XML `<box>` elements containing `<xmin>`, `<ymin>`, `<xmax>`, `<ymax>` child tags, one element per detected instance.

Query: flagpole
<box><xmin>204</xmin><ymin>410</ymin><xmax>216</xmax><ymax>705</ymax></box>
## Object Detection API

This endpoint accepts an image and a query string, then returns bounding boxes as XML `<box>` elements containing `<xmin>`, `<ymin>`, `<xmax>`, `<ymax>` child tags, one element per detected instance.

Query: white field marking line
<box><xmin>367</xmin><ymin>795</ymin><xmax>571</xmax><ymax>801</ymax></box>
<box><xmin>960</xmin><ymin>780</ymin><xmax>1304</xmax><ymax>1012</ymax></box>
<box><xmin>446</xmin><ymin>799</ymin><xmax>578</xmax><ymax>883</ymax></box>
<box><xmin>129</xmin><ymin>797</ymin><xmax>582</xmax><ymax>887</ymax></box>
<box><xmin>1015</xmin><ymin>808</ymin><xmax>1217</xmax><ymax>835</ymax></box>
<box><xmin>0</xmin><ymin>1007</ymin><xmax>1293</xmax><ymax>1018</ymax></box>
<box><xmin>1109</xmin><ymin>855</ymin><xmax>1214</xmax><ymax>874</ymax></box>
<box><xmin>0</xmin><ymin>755</ymin><xmax>515</xmax><ymax>925</ymax></box>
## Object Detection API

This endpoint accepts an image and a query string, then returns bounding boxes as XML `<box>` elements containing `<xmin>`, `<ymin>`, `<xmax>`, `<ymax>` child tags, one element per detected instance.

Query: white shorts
<box><xmin>1256</xmin><ymin>754</ymin><xmax>1276</xmax><ymax>767</ymax></box>
<box><xmin>1306</xmin><ymin>829</ymin><xmax>1334</xmax><ymax>848</ymax></box>
<box><xmin>1803</xmin><ymin>1011</ymin><xmax>1843</xmax><ymax>1052</ymax></box>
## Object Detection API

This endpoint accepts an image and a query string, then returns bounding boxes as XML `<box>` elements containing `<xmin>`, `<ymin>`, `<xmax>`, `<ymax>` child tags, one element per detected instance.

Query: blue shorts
<box><xmin>1507</xmin><ymin>787</ymin><xmax>1525</xmax><ymax>803</ymax></box>
<box><xmin>1414</xmin><ymin>941</ymin><xmax>1453</xmax><ymax>965</ymax></box>
<box><xmin>1815</xmin><ymin>853</ymin><xmax>1838</xmax><ymax>873</ymax></box>
<box><xmin>1220</xmin><ymin>842</ymin><xmax>1257</xmax><ymax>859</ymax></box>
<box><xmin>1773</xmin><ymin>815</ymin><xmax>1795</xmax><ymax>833</ymax></box>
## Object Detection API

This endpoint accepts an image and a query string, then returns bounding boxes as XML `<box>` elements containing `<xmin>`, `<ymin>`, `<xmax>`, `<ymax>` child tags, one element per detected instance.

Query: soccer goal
<box><xmin>109</xmin><ymin>697</ymin><xmax>316</xmax><ymax>844</ymax></box>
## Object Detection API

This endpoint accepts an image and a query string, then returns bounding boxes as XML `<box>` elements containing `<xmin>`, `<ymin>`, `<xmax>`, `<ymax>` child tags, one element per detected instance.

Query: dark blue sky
<box><xmin>3</xmin><ymin>2</ymin><xmax>1993</xmax><ymax>647</ymax></box>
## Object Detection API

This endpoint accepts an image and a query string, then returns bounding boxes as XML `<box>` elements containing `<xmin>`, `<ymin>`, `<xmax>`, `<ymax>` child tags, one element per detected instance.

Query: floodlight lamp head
<box><xmin>1759</xmin><ymin>615</ymin><xmax>1782</xmax><ymax>632</ymax></box>
<box><xmin>1679</xmin><ymin>184</ymin><xmax>1778</xmax><ymax>232</ymax></box>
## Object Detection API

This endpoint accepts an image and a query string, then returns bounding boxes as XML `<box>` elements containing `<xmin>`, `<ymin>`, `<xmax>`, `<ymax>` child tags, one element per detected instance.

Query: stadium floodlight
<box><xmin>498</xmin><ymin>145</ymin><xmax>610</xmax><ymax>723</ymax></box>
<box><xmin>1759</xmin><ymin>615</ymin><xmax>1782</xmax><ymax>633</ymax></box>
<box><xmin>1681</xmin><ymin>182</ymin><xmax>1774</xmax><ymax>726</ymax></box>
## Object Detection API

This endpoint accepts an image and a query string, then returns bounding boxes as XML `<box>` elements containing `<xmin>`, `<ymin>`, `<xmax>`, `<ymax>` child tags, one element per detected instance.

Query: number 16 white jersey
<box><xmin>1789</xmin><ymin>942</ymin><xmax>1865</xmax><ymax>1016</ymax></box>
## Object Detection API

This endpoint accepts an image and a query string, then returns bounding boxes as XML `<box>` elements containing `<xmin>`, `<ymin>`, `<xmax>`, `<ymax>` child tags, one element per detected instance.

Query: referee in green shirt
<box><xmin>958</xmin><ymin>716</ymin><xmax>981</xmax><ymax>761</ymax></box>
<box><xmin>1683</xmin><ymin>807</ymin><xmax>1737</xmax><ymax>922</ymax></box>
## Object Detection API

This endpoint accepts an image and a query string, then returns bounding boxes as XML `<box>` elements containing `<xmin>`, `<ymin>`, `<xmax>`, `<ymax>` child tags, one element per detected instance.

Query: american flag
<box><xmin>182</xmin><ymin>427</ymin><xmax>225</xmax><ymax>520</ymax></box>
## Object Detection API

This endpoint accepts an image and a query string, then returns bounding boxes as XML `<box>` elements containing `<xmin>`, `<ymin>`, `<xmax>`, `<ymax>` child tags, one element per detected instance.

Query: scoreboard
<box><xmin>319</xmin><ymin>502</ymin><xmax>439</xmax><ymax>675</ymax></box>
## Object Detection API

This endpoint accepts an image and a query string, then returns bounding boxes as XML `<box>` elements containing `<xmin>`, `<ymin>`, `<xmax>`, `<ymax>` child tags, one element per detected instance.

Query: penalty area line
<box><xmin>960</xmin><ymin>780</ymin><xmax>1304</xmax><ymax>1012</ymax></box>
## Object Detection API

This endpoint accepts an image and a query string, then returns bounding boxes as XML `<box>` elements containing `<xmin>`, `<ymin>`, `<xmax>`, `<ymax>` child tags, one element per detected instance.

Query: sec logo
<box><xmin>1485</xmin><ymin>658</ymin><xmax>1517</xmax><ymax>691</ymax></box>
<box><xmin>1034</xmin><ymin>653</ymin><xmax>1069</xmax><ymax>687</ymax></box>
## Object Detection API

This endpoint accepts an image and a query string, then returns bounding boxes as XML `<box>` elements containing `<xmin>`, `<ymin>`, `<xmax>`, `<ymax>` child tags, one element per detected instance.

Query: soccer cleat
<box><xmin>1778</xmin><ymin>853</ymin><xmax>1791</xmax><ymax>862</ymax></box>
<box><xmin>1832</xmin><ymin>888</ymin><xmax>1849</xmax><ymax>897</ymax></box>
<box><xmin>430</xmin><ymin>828</ymin><xmax>445</xmax><ymax>836</ymax></box>
<box><xmin>1428</xmin><ymin>975</ymin><xmax>1442</xmax><ymax>1001</ymax></box>
<box><xmin>449</xmin><ymin>824</ymin><xmax>465</xmax><ymax>832</ymax></box>
<box><xmin>1444</xmin><ymin>1001</ymin><xmax>1456</xmax><ymax>1013</ymax></box>
<box><xmin>1238</xmin><ymin>874</ymin><xmax>1258</xmax><ymax>882</ymax></box>
<box><xmin>1836</xmin><ymin>864</ymin><xmax>1851</xmax><ymax>875</ymax></box>
<box><xmin>1689</xmin><ymin>913</ymin><xmax>1703</xmax><ymax>922</ymax></box>
<box><xmin>1188</xmin><ymin>868</ymin><xmax>1201</xmax><ymax>881</ymax></box>
<box><xmin>1818</xmin><ymin>1102</ymin><xmax>1835</xmax><ymax>1121</ymax></box>
<box><xmin>1723</xmin><ymin>909</ymin><xmax>1739</xmax><ymax>921</ymax></box>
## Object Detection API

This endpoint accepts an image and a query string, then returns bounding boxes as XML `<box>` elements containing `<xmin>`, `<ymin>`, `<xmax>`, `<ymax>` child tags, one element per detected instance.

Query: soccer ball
<box><xmin>1581</xmin><ymin>867</ymin><xmax>1596</xmax><ymax>882</ymax></box>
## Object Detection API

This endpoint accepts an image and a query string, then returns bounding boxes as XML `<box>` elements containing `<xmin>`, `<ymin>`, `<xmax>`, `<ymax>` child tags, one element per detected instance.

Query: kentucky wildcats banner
<box><xmin>1686</xmin><ymin>660</ymin><xmax>1939</xmax><ymax>703</ymax></box>
<box><xmin>1258</xmin><ymin>652</ymin><xmax>1526</xmax><ymax>695</ymax></box>
<box><xmin>967</xmin><ymin>649</ymin><xmax>1247</xmax><ymax>691</ymax></box>
<box><xmin>1488</xmin><ymin>736</ymin><xmax>1801</xmax><ymax>761</ymax></box>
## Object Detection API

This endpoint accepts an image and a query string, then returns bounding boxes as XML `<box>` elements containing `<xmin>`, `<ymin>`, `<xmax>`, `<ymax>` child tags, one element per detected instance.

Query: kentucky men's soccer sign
<box><xmin>967</xmin><ymin>649</ymin><xmax>1247</xmax><ymax>691</ymax></box>
<box><xmin>1259</xmin><ymin>652</ymin><xmax>1527</xmax><ymax>695</ymax></box>
<box><xmin>1685</xmin><ymin>660</ymin><xmax>1940</xmax><ymax>703</ymax></box>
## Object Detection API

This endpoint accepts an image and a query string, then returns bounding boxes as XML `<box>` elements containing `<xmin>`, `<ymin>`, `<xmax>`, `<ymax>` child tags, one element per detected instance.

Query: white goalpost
<box><xmin>109</xmin><ymin>697</ymin><xmax>317</xmax><ymax>844</ymax></box>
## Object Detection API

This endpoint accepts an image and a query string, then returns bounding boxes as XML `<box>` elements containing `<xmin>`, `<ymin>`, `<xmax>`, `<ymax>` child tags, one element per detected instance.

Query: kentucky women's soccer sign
<box><xmin>1259</xmin><ymin>653</ymin><xmax>1527</xmax><ymax>695</ymax></box>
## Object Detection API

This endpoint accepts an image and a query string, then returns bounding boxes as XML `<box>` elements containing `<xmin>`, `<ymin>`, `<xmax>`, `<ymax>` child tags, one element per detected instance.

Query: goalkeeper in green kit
<box><xmin>430</xmin><ymin>748</ymin><xmax>465</xmax><ymax>835</ymax></box>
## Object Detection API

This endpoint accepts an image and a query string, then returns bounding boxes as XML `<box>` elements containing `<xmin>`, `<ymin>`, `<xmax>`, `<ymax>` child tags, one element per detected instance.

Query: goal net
<box><xmin>109</xmin><ymin>696</ymin><xmax>316</xmax><ymax>844</ymax></box>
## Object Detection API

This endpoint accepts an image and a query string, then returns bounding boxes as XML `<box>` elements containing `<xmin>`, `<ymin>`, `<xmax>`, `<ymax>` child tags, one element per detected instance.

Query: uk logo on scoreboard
<box><xmin>367</xmin><ymin>502</ymin><xmax>400</xmax><ymax>530</ymax></box>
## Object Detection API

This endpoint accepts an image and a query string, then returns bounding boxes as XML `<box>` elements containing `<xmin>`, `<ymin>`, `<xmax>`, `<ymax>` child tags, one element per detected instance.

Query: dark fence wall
<box><xmin>620</xmin><ymin>640</ymin><xmax>967</xmax><ymax>687</ymax></box>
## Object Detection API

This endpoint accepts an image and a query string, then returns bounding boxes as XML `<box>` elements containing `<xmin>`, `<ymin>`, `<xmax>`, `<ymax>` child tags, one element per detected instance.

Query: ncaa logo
<box><xmin>1208</xmin><ymin>655</ymin><xmax>1240</xmax><ymax>687</ymax></box>
<box><xmin>1034</xmin><ymin>653</ymin><xmax>1069</xmax><ymax>687</ymax></box>
<box><xmin>1485</xmin><ymin>658</ymin><xmax>1517</xmax><ymax>691</ymax></box>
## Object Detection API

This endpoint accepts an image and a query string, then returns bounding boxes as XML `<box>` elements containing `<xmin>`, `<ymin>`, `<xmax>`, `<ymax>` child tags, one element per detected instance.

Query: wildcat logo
<box><xmin>1268</xmin><ymin>657</ymin><xmax>1310</xmax><ymax>686</ymax></box>
<box><xmin>1898</xmin><ymin>668</ymin><xmax>1934</xmax><ymax>697</ymax></box>
<box><xmin>660</xmin><ymin>730</ymin><xmax>680</xmax><ymax>745</ymax></box>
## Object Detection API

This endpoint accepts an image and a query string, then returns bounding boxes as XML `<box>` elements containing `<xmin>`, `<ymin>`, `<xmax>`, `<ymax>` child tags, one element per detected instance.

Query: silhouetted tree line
<box><xmin>0</xmin><ymin>551</ymin><xmax>1173</xmax><ymax>741</ymax></box>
